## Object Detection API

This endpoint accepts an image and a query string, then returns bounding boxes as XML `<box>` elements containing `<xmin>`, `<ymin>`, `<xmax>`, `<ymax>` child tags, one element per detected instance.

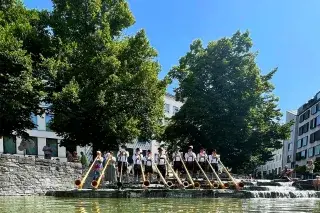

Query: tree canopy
<box><xmin>0</xmin><ymin>0</ymin><xmax>45</xmax><ymax>138</ymax></box>
<box><xmin>0</xmin><ymin>0</ymin><xmax>167</xmax><ymax>150</ymax></box>
<box><xmin>164</xmin><ymin>31</ymin><xmax>291</xmax><ymax>172</ymax></box>
<box><xmin>42</xmin><ymin>0</ymin><xmax>167</xmax><ymax>150</ymax></box>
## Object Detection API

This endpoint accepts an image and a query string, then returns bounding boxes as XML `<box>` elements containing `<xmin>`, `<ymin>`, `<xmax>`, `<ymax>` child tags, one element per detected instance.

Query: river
<box><xmin>0</xmin><ymin>197</ymin><xmax>318</xmax><ymax>213</ymax></box>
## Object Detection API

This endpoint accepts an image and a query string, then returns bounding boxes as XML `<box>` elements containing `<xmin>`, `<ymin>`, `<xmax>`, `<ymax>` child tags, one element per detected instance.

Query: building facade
<box><xmin>282</xmin><ymin>111</ymin><xmax>298</xmax><ymax>169</ymax></box>
<box><xmin>0</xmin><ymin>105</ymin><xmax>90</xmax><ymax>162</ymax></box>
<box><xmin>295</xmin><ymin>91</ymin><xmax>320</xmax><ymax>166</ymax></box>
<box><xmin>0</xmin><ymin>94</ymin><xmax>183</xmax><ymax>162</ymax></box>
<box><xmin>256</xmin><ymin>146</ymin><xmax>283</xmax><ymax>177</ymax></box>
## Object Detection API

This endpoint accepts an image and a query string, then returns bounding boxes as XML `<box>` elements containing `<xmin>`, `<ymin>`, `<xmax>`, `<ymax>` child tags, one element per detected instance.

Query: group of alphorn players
<box><xmin>115</xmin><ymin>145</ymin><xmax>243</xmax><ymax>189</ymax></box>
<box><xmin>76</xmin><ymin>144</ymin><xmax>244</xmax><ymax>189</ymax></box>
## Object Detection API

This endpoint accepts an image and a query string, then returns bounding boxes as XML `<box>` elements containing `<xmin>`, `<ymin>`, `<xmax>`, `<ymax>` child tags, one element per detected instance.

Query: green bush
<box><xmin>294</xmin><ymin>165</ymin><xmax>306</xmax><ymax>173</ymax></box>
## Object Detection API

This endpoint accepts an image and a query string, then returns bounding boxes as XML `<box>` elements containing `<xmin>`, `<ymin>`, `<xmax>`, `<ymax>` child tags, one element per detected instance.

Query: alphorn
<box><xmin>218</xmin><ymin>159</ymin><xmax>244</xmax><ymax>190</ymax></box>
<box><xmin>178</xmin><ymin>153</ymin><xmax>200</xmax><ymax>188</ymax></box>
<box><xmin>152</xmin><ymin>159</ymin><xmax>170</xmax><ymax>187</ymax></box>
<box><xmin>91</xmin><ymin>158</ymin><xmax>111</xmax><ymax>189</ymax></box>
<box><xmin>194</xmin><ymin>158</ymin><xmax>214</xmax><ymax>188</ymax></box>
<box><xmin>206</xmin><ymin>158</ymin><xmax>225</xmax><ymax>188</ymax></box>
<box><xmin>166</xmin><ymin>160</ymin><xmax>184</xmax><ymax>188</ymax></box>
<box><xmin>75</xmin><ymin>157</ymin><xmax>98</xmax><ymax>189</ymax></box>
<box><xmin>140</xmin><ymin>159</ymin><xmax>150</xmax><ymax>187</ymax></box>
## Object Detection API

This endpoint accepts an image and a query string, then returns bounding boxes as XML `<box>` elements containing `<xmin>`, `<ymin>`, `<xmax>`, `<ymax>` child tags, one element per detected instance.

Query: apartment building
<box><xmin>295</xmin><ymin>91</ymin><xmax>320</xmax><ymax>166</ymax></box>
<box><xmin>282</xmin><ymin>111</ymin><xmax>298</xmax><ymax>169</ymax></box>
<box><xmin>0</xmin><ymin>104</ymin><xmax>89</xmax><ymax>162</ymax></box>
<box><xmin>256</xmin><ymin>145</ymin><xmax>283</xmax><ymax>177</ymax></box>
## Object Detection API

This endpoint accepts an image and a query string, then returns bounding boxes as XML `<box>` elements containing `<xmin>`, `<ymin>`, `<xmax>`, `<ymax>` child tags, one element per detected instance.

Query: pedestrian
<box><xmin>42</xmin><ymin>145</ymin><xmax>53</xmax><ymax>160</ymax></box>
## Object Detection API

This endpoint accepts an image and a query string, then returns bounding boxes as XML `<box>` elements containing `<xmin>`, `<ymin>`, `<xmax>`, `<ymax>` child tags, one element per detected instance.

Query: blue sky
<box><xmin>24</xmin><ymin>0</ymin><xmax>320</xmax><ymax>117</ymax></box>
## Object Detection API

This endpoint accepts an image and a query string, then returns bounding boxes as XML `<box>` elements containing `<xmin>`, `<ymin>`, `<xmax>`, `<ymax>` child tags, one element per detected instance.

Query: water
<box><xmin>245</xmin><ymin>180</ymin><xmax>319</xmax><ymax>198</ymax></box>
<box><xmin>0</xmin><ymin>197</ymin><xmax>320</xmax><ymax>213</ymax></box>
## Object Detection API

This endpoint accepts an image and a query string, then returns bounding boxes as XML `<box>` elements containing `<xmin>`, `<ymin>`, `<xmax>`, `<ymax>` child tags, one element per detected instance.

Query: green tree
<box><xmin>164</xmin><ymin>31</ymin><xmax>291</xmax><ymax>173</ymax></box>
<box><xmin>42</xmin><ymin>0</ymin><xmax>167</xmax><ymax>150</ymax></box>
<box><xmin>0</xmin><ymin>0</ymin><xmax>45</xmax><ymax>138</ymax></box>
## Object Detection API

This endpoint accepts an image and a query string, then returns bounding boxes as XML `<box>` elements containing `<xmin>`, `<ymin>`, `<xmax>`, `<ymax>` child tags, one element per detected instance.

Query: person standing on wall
<box><xmin>156</xmin><ymin>147</ymin><xmax>167</xmax><ymax>184</ymax></box>
<box><xmin>306</xmin><ymin>159</ymin><xmax>315</xmax><ymax>180</ymax></box>
<box><xmin>42</xmin><ymin>145</ymin><xmax>53</xmax><ymax>160</ymax></box>
<box><xmin>172</xmin><ymin>148</ymin><xmax>183</xmax><ymax>178</ymax></box>
<box><xmin>117</xmin><ymin>145</ymin><xmax>130</xmax><ymax>182</ymax></box>
<box><xmin>105</xmin><ymin>151</ymin><xmax>117</xmax><ymax>185</ymax></box>
<box><xmin>208</xmin><ymin>149</ymin><xmax>220</xmax><ymax>179</ymax></box>
<box><xmin>184</xmin><ymin>145</ymin><xmax>196</xmax><ymax>178</ymax></box>
<box><xmin>132</xmin><ymin>148</ymin><xmax>144</xmax><ymax>184</ymax></box>
<box><xmin>144</xmin><ymin>150</ymin><xmax>153</xmax><ymax>183</ymax></box>
<box><xmin>197</xmin><ymin>147</ymin><xmax>208</xmax><ymax>178</ymax></box>
<box><xmin>80</xmin><ymin>151</ymin><xmax>89</xmax><ymax>174</ymax></box>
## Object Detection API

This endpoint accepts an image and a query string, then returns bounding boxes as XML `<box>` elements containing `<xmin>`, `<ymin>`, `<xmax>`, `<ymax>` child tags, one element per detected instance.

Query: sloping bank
<box><xmin>0</xmin><ymin>155</ymin><xmax>81</xmax><ymax>196</ymax></box>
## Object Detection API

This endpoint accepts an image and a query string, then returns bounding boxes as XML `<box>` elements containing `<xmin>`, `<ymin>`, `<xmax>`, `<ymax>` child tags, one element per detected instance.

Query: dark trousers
<box><xmin>118</xmin><ymin>162</ymin><xmax>128</xmax><ymax>174</ymax></box>
<box><xmin>173</xmin><ymin>161</ymin><xmax>183</xmax><ymax>172</ymax></box>
<box><xmin>211</xmin><ymin>163</ymin><xmax>219</xmax><ymax>172</ymax></box>
<box><xmin>157</xmin><ymin>165</ymin><xmax>166</xmax><ymax>180</ymax></box>
<box><xmin>134</xmin><ymin>164</ymin><xmax>142</xmax><ymax>177</ymax></box>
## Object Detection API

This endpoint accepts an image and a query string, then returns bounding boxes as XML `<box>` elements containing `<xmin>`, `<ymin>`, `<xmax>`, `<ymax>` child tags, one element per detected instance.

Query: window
<box><xmin>309</xmin><ymin>147</ymin><xmax>314</xmax><ymax>157</ymax></box>
<box><xmin>164</xmin><ymin>104</ymin><xmax>170</xmax><ymax>113</ymax></box>
<box><xmin>317</xmin><ymin>115</ymin><xmax>320</xmax><ymax>126</ymax></box>
<box><xmin>31</xmin><ymin>113</ymin><xmax>37</xmax><ymax>130</ymax></box>
<box><xmin>302</xmin><ymin>136</ymin><xmax>308</xmax><ymax>146</ymax></box>
<box><xmin>45</xmin><ymin>113</ymin><xmax>53</xmax><ymax>131</ymax></box>
<box><xmin>315</xmin><ymin>145</ymin><xmax>320</xmax><ymax>156</ymax></box>
<box><xmin>304</xmin><ymin>123</ymin><xmax>309</xmax><ymax>133</ymax></box>
<box><xmin>173</xmin><ymin>106</ymin><xmax>179</xmax><ymax>114</ymax></box>
<box><xmin>304</xmin><ymin>110</ymin><xmax>310</xmax><ymax>120</ymax></box>
<box><xmin>287</xmin><ymin>155</ymin><xmax>291</xmax><ymax>163</ymax></box>
<box><xmin>288</xmin><ymin>143</ymin><xmax>292</xmax><ymax>151</ymax></box>
<box><xmin>300</xmin><ymin>150</ymin><xmax>307</xmax><ymax>160</ymax></box>
<box><xmin>25</xmin><ymin>137</ymin><xmax>38</xmax><ymax>155</ymax></box>
<box><xmin>311</xmin><ymin>118</ymin><xmax>317</xmax><ymax>129</ymax></box>
<box><xmin>299</xmin><ymin>123</ymin><xmax>309</xmax><ymax>136</ymax></box>
<box><xmin>297</xmin><ymin>139</ymin><xmax>302</xmax><ymax>148</ymax></box>
<box><xmin>299</xmin><ymin>115</ymin><xmax>304</xmax><ymax>123</ymax></box>
<box><xmin>311</xmin><ymin>133</ymin><xmax>315</xmax><ymax>143</ymax></box>
<box><xmin>312</xmin><ymin>105</ymin><xmax>317</xmax><ymax>115</ymax></box>
<box><xmin>46</xmin><ymin>138</ymin><xmax>58</xmax><ymax>157</ymax></box>
<box><xmin>3</xmin><ymin>136</ymin><xmax>16</xmax><ymax>154</ymax></box>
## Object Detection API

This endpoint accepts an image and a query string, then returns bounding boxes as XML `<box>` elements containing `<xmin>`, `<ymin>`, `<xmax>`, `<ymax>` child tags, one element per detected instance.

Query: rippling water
<box><xmin>0</xmin><ymin>197</ymin><xmax>319</xmax><ymax>213</ymax></box>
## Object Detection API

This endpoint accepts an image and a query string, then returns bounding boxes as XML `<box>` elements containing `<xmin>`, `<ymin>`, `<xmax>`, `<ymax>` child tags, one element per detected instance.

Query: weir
<box><xmin>46</xmin><ymin>180</ymin><xmax>320</xmax><ymax>198</ymax></box>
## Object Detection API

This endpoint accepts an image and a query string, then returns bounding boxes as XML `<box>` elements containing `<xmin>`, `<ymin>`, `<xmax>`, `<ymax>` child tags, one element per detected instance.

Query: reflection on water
<box><xmin>0</xmin><ymin>197</ymin><xmax>319</xmax><ymax>213</ymax></box>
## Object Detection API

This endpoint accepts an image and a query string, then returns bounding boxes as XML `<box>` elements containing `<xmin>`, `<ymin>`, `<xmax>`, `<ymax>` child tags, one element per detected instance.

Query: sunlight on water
<box><xmin>0</xmin><ymin>197</ymin><xmax>319</xmax><ymax>213</ymax></box>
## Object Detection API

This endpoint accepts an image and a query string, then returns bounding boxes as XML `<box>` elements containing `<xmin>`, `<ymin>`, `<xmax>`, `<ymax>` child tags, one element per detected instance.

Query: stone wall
<box><xmin>0</xmin><ymin>154</ymin><xmax>82</xmax><ymax>195</ymax></box>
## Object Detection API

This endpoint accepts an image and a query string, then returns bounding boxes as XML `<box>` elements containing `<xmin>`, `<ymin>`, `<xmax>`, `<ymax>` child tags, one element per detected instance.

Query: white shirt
<box><xmin>144</xmin><ymin>156</ymin><xmax>153</xmax><ymax>166</ymax></box>
<box><xmin>208</xmin><ymin>154</ymin><xmax>220</xmax><ymax>164</ymax></box>
<box><xmin>155</xmin><ymin>154</ymin><xmax>167</xmax><ymax>165</ymax></box>
<box><xmin>132</xmin><ymin>153</ymin><xmax>145</xmax><ymax>165</ymax></box>
<box><xmin>117</xmin><ymin>150</ymin><xmax>129</xmax><ymax>162</ymax></box>
<box><xmin>172</xmin><ymin>152</ymin><xmax>183</xmax><ymax>162</ymax></box>
<box><xmin>197</xmin><ymin>153</ymin><xmax>208</xmax><ymax>162</ymax></box>
<box><xmin>185</xmin><ymin>152</ymin><xmax>196</xmax><ymax>162</ymax></box>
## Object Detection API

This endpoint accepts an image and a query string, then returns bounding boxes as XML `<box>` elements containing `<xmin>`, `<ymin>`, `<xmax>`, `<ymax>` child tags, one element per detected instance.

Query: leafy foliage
<box><xmin>41</xmin><ymin>0</ymin><xmax>167</xmax><ymax>150</ymax></box>
<box><xmin>0</xmin><ymin>0</ymin><xmax>45</xmax><ymax>138</ymax></box>
<box><xmin>164</xmin><ymin>31</ymin><xmax>291</xmax><ymax>172</ymax></box>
